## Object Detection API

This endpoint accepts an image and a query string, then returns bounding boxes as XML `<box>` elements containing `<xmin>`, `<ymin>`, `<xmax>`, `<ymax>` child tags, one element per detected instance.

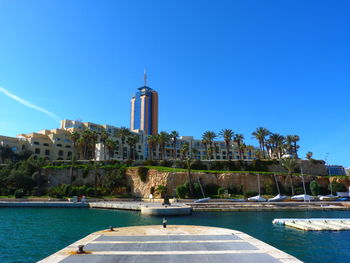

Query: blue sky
<box><xmin>0</xmin><ymin>0</ymin><xmax>349</xmax><ymax>167</ymax></box>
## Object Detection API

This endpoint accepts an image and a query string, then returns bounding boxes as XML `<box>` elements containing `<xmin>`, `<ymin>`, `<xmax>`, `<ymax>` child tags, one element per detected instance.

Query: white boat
<box><xmin>268</xmin><ymin>194</ymin><xmax>288</xmax><ymax>202</ymax></box>
<box><xmin>194</xmin><ymin>197</ymin><xmax>210</xmax><ymax>203</ymax></box>
<box><xmin>248</xmin><ymin>195</ymin><xmax>267</xmax><ymax>202</ymax></box>
<box><xmin>318</xmin><ymin>194</ymin><xmax>338</xmax><ymax>201</ymax></box>
<box><xmin>291</xmin><ymin>194</ymin><xmax>315</xmax><ymax>201</ymax></box>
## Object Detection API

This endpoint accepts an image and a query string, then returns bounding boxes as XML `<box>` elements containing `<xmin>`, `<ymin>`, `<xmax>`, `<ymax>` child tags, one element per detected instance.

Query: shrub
<box><xmin>150</xmin><ymin>186</ymin><xmax>155</xmax><ymax>195</ymax></box>
<box><xmin>217</xmin><ymin>187</ymin><xmax>226</xmax><ymax>196</ymax></box>
<box><xmin>191</xmin><ymin>160</ymin><xmax>207</xmax><ymax>170</ymax></box>
<box><xmin>228</xmin><ymin>186</ymin><xmax>240</xmax><ymax>195</ymax></box>
<box><xmin>295</xmin><ymin>187</ymin><xmax>304</xmax><ymax>195</ymax></box>
<box><xmin>310</xmin><ymin>181</ymin><xmax>320</xmax><ymax>196</ymax></box>
<box><xmin>137</xmin><ymin>166</ymin><xmax>148</xmax><ymax>182</ymax></box>
<box><xmin>70</xmin><ymin>188</ymin><xmax>78</xmax><ymax>196</ymax></box>
<box><xmin>243</xmin><ymin>190</ymin><xmax>258</xmax><ymax>198</ymax></box>
<box><xmin>176</xmin><ymin>184</ymin><xmax>188</xmax><ymax>198</ymax></box>
<box><xmin>82</xmin><ymin>169</ymin><xmax>89</xmax><ymax>178</ymax></box>
<box><xmin>159</xmin><ymin>160</ymin><xmax>173</xmax><ymax>167</ymax></box>
<box><xmin>142</xmin><ymin>160</ymin><xmax>157</xmax><ymax>166</ymax></box>
<box><xmin>77</xmin><ymin>185</ymin><xmax>87</xmax><ymax>196</ymax></box>
<box><xmin>14</xmin><ymin>188</ymin><xmax>25</xmax><ymax>198</ymax></box>
<box><xmin>123</xmin><ymin>159</ymin><xmax>133</xmax><ymax>167</ymax></box>
<box><xmin>264</xmin><ymin>183</ymin><xmax>276</xmax><ymax>195</ymax></box>
<box><xmin>86</xmin><ymin>187</ymin><xmax>94</xmax><ymax>196</ymax></box>
<box><xmin>329</xmin><ymin>181</ymin><xmax>346</xmax><ymax>192</ymax></box>
<box><xmin>193</xmin><ymin>182</ymin><xmax>202</xmax><ymax>198</ymax></box>
<box><xmin>204</xmin><ymin>183</ymin><xmax>219</xmax><ymax>197</ymax></box>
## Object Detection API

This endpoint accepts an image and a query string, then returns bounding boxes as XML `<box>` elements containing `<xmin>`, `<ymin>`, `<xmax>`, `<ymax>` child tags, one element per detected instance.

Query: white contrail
<box><xmin>0</xmin><ymin>86</ymin><xmax>61</xmax><ymax>123</ymax></box>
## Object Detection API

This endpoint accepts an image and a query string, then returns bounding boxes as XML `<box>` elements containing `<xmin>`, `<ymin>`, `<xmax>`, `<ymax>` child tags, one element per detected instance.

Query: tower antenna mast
<box><xmin>144</xmin><ymin>69</ymin><xmax>147</xmax><ymax>87</ymax></box>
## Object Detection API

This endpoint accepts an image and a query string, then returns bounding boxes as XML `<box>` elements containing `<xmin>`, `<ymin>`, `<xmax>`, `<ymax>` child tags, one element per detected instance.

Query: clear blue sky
<box><xmin>0</xmin><ymin>0</ymin><xmax>349</xmax><ymax>167</ymax></box>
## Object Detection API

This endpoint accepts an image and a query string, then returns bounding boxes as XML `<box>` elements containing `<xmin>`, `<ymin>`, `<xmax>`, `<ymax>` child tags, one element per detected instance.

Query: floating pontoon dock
<box><xmin>273</xmin><ymin>218</ymin><xmax>350</xmax><ymax>231</ymax></box>
<box><xmin>38</xmin><ymin>225</ymin><xmax>302</xmax><ymax>263</ymax></box>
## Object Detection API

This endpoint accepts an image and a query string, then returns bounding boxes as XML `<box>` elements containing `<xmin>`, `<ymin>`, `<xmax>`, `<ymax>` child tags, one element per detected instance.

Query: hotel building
<box><xmin>130</xmin><ymin>72</ymin><xmax>158</xmax><ymax>135</ymax></box>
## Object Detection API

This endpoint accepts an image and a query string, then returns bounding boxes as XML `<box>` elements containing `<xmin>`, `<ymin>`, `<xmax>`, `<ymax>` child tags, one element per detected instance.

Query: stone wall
<box><xmin>44</xmin><ymin>167</ymin><xmax>344</xmax><ymax>198</ymax></box>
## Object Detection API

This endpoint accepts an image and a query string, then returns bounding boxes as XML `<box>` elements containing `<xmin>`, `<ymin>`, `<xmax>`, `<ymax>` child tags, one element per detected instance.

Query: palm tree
<box><xmin>252</xmin><ymin>127</ymin><xmax>270</xmax><ymax>159</ymax></box>
<box><xmin>170</xmin><ymin>130</ymin><xmax>179</xmax><ymax>160</ymax></box>
<box><xmin>246</xmin><ymin>145</ymin><xmax>255</xmax><ymax>159</ymax></box>
<box><xmin>202</xmin><ymin>131</ymin><xmax>217</xmax><ymax>160</ymax></box>
<box><xmin>89</xmin><ymin>160</ymin><xmax>101</xmax><ymax>195</ymax></box>
<box><xmin>70</xmin><ymin>131</ymin><xmax>80</xmax><ymax>159</ymax></box>
<box><xmin>100</xmin><ymin>129</ymin><xmax>109</xmax><ymax>161</ymax></box>
<box><xmin>105</xmin><ymin>138</ymin><xmax>117</xmax><ymax>160</ymax></box>
<box><xmin>29</xmin><ymin>156</ymin><xmax>47</xmax><ymax>194</ymax></box>
<box><xmin>180</xmin><ymin>142</ymin><xmax>190</xmax><ymax>159</ymax></box>
<box><xmin>147</xmin><ymin>134</ymin><xmax>159</xmax><ymax>160</ymax></box>
<box><xmin>306</xmin><ymin>151</ymin><xmax>313</xmax><ymax>160</ymax></box>
<box><xmin>126</xmin><ymin>134</ymin><xmax>139</xmax><ymax>160</ymax></box>
<box><xmin>219</xmin><ymin>129</ymin><xmax>234</xmax><ymax>160</ymax></box>
<box><xmin>234</xmin><ymin>134</ymin><xmax>245</xmax><ymax>159</ymax></box>
<box><xmin>0</xmin><ymin>145</ymin><xmax>14</xmax><ymax>163</ymax></box>
<box><xmin>285</xmin><ymin>135</ymin><xmax>294</xmax><ymax>155</ymax></box>
<box><xmin>281</xmin><ymin>157</ymin><xmax>298</xmax><ymax>196</ymax></box>
<box><xmin>116</xmin><ymin>127</ymin><xmax>131</xmax><ymax>161</ymax></box>
<box><xmin>269</xmin><ymin>133</ymin><xmax>285</xmax><ymax>159</ymax></box>
<box><xmin>158</xmin><ymin>131</ymin><xmax>170</xmax><ymax>160</ymax></box>
<box><xmin>77</xmin><ymin>130</ymin><xmax>96</xmax><ymax>160</ymax></box>
<box><xmin>291</xmin><ymin>135</ymin><xmax>300</xmax><ymax>158</ymax></box>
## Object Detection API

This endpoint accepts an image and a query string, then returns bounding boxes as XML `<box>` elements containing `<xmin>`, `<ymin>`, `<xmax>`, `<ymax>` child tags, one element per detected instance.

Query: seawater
<box><xmin>0</xmin><ymin>208</ymin><xmax>349</xmax><ymax>263</ymax></box>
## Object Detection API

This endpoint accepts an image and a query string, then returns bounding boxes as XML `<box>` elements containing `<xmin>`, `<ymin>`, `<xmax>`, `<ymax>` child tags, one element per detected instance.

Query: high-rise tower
<box><xmin>130</xmin><ymin>71</ymin><xmax>158</xmax><ymax>135</ymax></box>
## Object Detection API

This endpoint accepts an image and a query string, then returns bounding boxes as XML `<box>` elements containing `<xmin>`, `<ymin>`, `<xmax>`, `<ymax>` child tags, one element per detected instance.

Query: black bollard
<box><xmin>109</xmin><ymin>226</ymin><xmax>114</xmax><ymax>231</ymax></box>
<box><xmin>77</xmin><ymin>245</ymin><xmax>85</xmax><ymax>254</ymax></box>
<box><xmin>163</xmin><ymin>217</ymin><xmax>167</xmax><ymax>228</ymax></box>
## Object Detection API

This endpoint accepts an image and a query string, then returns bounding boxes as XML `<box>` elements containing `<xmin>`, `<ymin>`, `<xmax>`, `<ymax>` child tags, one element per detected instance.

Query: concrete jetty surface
<box><xmin>38</xmin><ymin>225</ymin><xmax>302</xmax><ymax>263</ymax></box>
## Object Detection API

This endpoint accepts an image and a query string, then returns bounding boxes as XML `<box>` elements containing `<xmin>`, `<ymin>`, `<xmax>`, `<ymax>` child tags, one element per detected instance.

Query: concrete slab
<box><xmin>38</xmin><ymin>225</ymin><xmax>303</xmax><ymax>263</ymax></box>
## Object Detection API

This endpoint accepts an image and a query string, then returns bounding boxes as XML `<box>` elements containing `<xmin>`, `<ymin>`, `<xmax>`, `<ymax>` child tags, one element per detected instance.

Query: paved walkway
<box><xmin>39</xmin><ymin>225</ymin><xmax>302</xmax><ymax>263</ymax></box>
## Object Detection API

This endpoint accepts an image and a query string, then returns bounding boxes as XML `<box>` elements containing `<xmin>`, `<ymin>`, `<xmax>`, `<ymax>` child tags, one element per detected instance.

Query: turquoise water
<box><xmin>0</xmin><ymin>208</ymin><xmax>349</xmax><ymax>263</ymax></box>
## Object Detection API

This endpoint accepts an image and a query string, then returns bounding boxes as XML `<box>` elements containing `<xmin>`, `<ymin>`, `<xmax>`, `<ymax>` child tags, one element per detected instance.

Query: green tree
<box><xmin>281</xmin><ymin>157</ymin><xmax>298</xmax><ymax>195</ymax></box>
<box><xmin>170</xmin><ymin>130</ymin><xmax>179</xmax><ymax>160</ymax></box>
<box><xmin>158</xmin><ymin>131</ymin><xmax>170</xmax><ymax>160</ymax></box>
<box><xmin>306</xmin><ymin>151</ymin><xmax>313</xmax><ymax>160</ymax></box>
<box><xmin>147</xmin><ymin>134</ymin><xmax>159</xmax><ymax>160</ymax></box>
<box><xmin>219</xmin><ymin>129</ymin><xmax>234</xmax><ymax>160</ymax></box>
<box><xmin>202</xmin><ymin>131</ymin><xmax>217</xmax><ymax>160</ymax></box>
<box><xmin>116</xmin><ymin>127</ymin><xmax>131</xmax><ymax>161</ymax></box>
<box><xmin>252</xmin><ymin>127</ymin><xmax>270</xmax><ymax>159</ymax></box>
<box><xmin>126</xmin><ymin>134</ymin><xmax>139</xmax><ymax>160</ymax></box>
<box><xmin>105</xmin><ymin>138</ymin><xmax>117</xmax><ymax>160</ymax></box>
<box><xmin>28</xmin><ymin>156</ymin><xmax>47</xmax><ymax>194</ymax></box>
<box><xmin>180</xmin><ymin>142</ymin><xmax>190</xmax><ymax>159</ymax></box>
<box><xmin>234</xmin><ymin>134</ymin><xmax>245</xmax><ymax>159</ymax></box>
<box><xmin>100</xmin><ymin>129</ymin><xmax>109</xmax><ymax>161</ymax></box>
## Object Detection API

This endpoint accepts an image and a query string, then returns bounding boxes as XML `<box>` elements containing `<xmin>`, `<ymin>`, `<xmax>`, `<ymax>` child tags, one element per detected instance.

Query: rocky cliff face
<box><xmin>44</xmin><ymin>167</ymin><xmax>346</xmax><ymax>198</ymax></box>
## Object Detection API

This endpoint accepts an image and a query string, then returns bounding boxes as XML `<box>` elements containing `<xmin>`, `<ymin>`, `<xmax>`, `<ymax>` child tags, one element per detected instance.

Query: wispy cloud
<box><xmin>0</xmin><ymin>86</ymin><xmax>61</xmax><ymax>123</ymax></box>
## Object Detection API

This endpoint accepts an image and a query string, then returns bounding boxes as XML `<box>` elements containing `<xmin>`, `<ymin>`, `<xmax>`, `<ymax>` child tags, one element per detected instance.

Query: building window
<box><xmin>57</xmin><ymin>144</ymin><xmax>62</xmax><ymax>147</ymax></box>
<box><xmin>58</xmin><ymin>150</ymin><xmax>63</xmax><ymax>156</ymax></box>
<box><xmin>33</xmin><ymin>141</ymin><xmax>39</xmax><ymax>145</ymax></box>
<box><xmin>43</xmin><ymin>143</ymin><xmax>49</xmax><ymax>146</ymax></box>
<box><xmin>67</xmin><ymin>151</ymin><xmax>72</xmax><ymax>158</ymax></box>
<box><xmin>35</xmin><ymin>148</ymin><xmax>40</xmax><ymax>154</ymax></box>
<box><xmin>65</xmin><ymin>145</ymin><xmax>71</xmax><ymax>148</ymax></box>
<box><xmin>45</xmin><ymin>150</ymin><xmax>50</xmax><ymax>155</ymax></box>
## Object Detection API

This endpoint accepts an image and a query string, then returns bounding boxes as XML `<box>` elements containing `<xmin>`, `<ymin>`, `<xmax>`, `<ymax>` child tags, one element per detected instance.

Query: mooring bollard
<box><xmin>77</xmin><ymin>245</ymin><xmax>85</xmax><ymax>254</ymax></box>
<box><xmin>163</xmin><ymin>217</ymin><xmax>167</xmax><ymax>228</ymax></box>
<box><xmin>109</xmin><ymin>226</ymin><xmax>114</xmax><ymax>231</ymax></box>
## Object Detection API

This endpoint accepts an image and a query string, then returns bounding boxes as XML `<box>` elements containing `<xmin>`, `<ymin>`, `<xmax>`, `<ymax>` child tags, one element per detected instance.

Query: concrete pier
<box><xmin>89</xmin><ymin>201</ymin><xmax>192</xmax><ymax>216</ymax></box>
<box><xmin>38</xmin><ymin>225</ymin><xmax>302</xmax><ymax>263</ymax></box>
<box><xmin>0</xmin><ymin>201</ymin><xmax>88</xmax><ymax>208</ymax></box>
<box><xmin>273</xmin><ymin>218</ymin><xmax>350</xmax><ymax>231</ymax></box>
